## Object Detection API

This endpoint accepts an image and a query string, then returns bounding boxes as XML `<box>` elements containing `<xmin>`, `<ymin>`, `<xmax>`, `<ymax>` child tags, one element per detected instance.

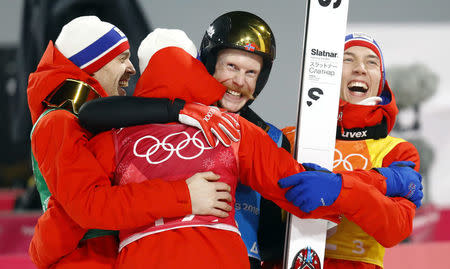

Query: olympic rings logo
<box><xmin>133</xmin><ymin>130</ymin><xmax>215</xmax><ymax>165</ymax></box>
<box><xmin>333</xmin><ymin>148</ymin><xmax>369</xmax><ymax>171</ymax></box>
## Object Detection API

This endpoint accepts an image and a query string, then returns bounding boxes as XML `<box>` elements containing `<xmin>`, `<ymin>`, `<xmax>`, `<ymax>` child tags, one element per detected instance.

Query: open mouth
<box><xmin>226</xmin><ymin>89</ymin><xmax>241</xmax><ymax>96</ymax></box>
<box><xmin>347</xmin><ymin>81</ymin><xmax>368</xmax><ymax>94</ymax></box>
<box><xmin>226</xmin><ymin>88</ymin><xmax>255</xmax><ymax>100</ymax></box>
<box><xmin>119</xmin><ymin>73</ymin><xmax>131</xmax><ymax>88</ymax></box>
<box><xmin>117</xmin><ymin>77</ymin><xmax>129</xmax><ymax>96</ymax></box>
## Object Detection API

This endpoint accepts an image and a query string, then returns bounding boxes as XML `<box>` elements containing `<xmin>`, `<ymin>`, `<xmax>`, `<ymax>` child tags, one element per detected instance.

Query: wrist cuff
<box><xmin>374</xmin><ymin>167</ymin><xmax>394</xmax><ymax>196</ymax></box>
<box><xmin>171</xmin><ymin>98</ymin><xmax>186</xmax><ymax>122</ymax></box>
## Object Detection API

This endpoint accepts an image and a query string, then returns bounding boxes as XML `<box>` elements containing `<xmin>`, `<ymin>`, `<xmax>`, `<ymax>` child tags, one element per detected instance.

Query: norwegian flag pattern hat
<box><xmin>345</xmin><ymin>32</ymin><xmax>385</xmax><ymax>95</ymax></box>
<box><xmin>55</xmin><ymin>16</ymin><xmax>130</xmax><ymax>74</ymax></box>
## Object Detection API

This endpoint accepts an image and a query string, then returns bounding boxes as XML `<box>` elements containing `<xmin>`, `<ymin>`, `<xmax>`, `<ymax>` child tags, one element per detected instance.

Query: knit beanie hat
<box><xmin>344</xmin><ymin>32</ymin><xmax>385</xmax><ymax>95</ymax></box>
<box><xmin>137</xmin><ymin>28</ymin><xmax>197</xmax><ymax>74</ymax></box>
<box><xmin>55</xmin><ymin>16</ymin><xmax>130</xmax><ymax>74</ymax></box>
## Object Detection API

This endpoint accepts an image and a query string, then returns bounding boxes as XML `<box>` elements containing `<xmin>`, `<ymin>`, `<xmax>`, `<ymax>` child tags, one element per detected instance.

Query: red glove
<box><xmin>179</xmin><ymin>103</ymin><xmax>240</xmax><ymax>147</ymax></box>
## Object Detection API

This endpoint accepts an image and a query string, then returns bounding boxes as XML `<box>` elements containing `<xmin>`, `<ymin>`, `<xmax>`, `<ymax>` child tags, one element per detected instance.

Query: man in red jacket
<box><xmin>282</xmin><ymin>32</ymin><xmax>423</xmax><ymax>269</ymax></box>
<box><xmin>28</xmin><ymin>16</ymin><xmax>239</xmax><ymax>269</ymax></box>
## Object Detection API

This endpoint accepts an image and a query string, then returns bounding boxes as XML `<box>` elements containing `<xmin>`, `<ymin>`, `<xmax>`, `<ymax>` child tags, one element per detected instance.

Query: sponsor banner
<box><xmin>0</xmin><ymin>212</ymin><xmax>39</xmax><ymax>254</ymax></box>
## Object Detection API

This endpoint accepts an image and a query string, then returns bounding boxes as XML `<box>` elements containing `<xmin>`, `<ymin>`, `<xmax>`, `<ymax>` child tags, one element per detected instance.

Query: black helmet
<box><xmin>200</xmin><ymin>11</ymin><xmax>276</xmax><ymax>101</ymax></box>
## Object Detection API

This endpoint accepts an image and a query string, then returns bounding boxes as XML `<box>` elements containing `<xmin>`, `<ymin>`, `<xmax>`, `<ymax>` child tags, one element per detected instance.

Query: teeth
<box><xmin>227</xmin><ymin>89</ymin><xmax>241</xmax><ymax>96</ymax></box>
<box><xmin>348</xmin><ymin>81</ymin><xmax>368</xmax><ymax>89</ymax></box>
<box><xmin>119</xmin><ymin>80</ymin><xmax>128</xmax><ymax>87</ymax></box>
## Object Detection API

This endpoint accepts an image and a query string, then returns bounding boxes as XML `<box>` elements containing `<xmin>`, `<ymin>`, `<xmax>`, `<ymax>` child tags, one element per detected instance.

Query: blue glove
<box><xmin>278</xmin><ymin>163</ymin><xmax>342</xmax><ymax>213</ymax></box>
<box><xmin>376</xmin><ymin>161</ymin><xmax>423</xmax><ymax>208</ymax></box>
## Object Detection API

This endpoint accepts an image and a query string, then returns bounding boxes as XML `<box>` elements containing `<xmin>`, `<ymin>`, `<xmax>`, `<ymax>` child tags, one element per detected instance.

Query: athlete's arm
<box><xmin>78</xmin><ymin>96</ymin><xmax>182</xmax><ymax>134</ymax></box>
<box><xmin>32</xmin><ymin>110</ymin><xmax>192</xmax><ymax>230</ymax></box>
<box><xmin>29</xmin><ymin>201</ymin><xmax>86</xmax><ymax>268</ymax></box>
<box><xmin>78</xmin><ymin>97</ymin><xmax>240</xmax><ymax>147</ymax></box>
<box><xmin>237</xmin><ymin>116</ymin><xmax>415</xmax><ymax>247</ymax></box>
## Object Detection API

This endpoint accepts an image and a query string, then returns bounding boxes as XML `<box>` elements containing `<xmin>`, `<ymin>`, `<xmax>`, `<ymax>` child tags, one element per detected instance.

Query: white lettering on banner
<box><xmin>133</xmin><ymin>131</ymin><xmax>213</xmax><ymax>164</ymax></box>
<box><xmin>21</xmin><ymin>226</ymin><xmax>35</xmax><ymax>236</ymax></box>
<box><xmin>333</xmin><ymin>148</ymin><xmax>369</xmax><ymax>171</ymax></box>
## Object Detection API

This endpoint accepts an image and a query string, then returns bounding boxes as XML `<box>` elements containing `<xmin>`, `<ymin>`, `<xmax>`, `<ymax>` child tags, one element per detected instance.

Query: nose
<box><xmin>126</xmin><ymin>59</ymin><xmax>136</xmax><ymax>75</ymax></box>
<box><xmin>353</xmin><ymin>61</ymin><xmax>367</xmax><ymax>75</ymax></box>
<box><xmin>232</xmin><ymin>71</ymin><xmax>245</xmax><ymax>87</ymax></box>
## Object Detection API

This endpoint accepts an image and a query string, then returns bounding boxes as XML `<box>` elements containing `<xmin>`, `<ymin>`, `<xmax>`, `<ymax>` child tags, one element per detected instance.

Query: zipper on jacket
<box><xmin>338</xmin><ymin>111</ymin><xmax>344</xmax><ymax>135</ymax></box>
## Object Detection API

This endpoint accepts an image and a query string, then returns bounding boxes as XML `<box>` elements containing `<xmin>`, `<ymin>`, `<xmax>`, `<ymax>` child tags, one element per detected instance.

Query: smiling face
<box><xmin>92</xmin><ymin>49</ymin><xmax>136</xmax><ymax>96</ymax></box>
<box><xmin>340</xmin><ymin>46</ymin><xmax>381</xmax><ymax>104</ymax></box>
<box><xmin>213</xmin><ymin>49</ymin><xmax>263</xmax><ymax>113</ymax></box>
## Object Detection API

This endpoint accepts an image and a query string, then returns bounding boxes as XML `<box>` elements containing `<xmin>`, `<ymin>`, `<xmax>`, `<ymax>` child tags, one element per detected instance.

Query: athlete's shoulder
<box><xmin>38</xmin><ymin>109</ymin><xmax>78</xmax><ymax>125</ymax></box>
<box><xmin>239</xmin><ymin>107</ymin><xmax>269</xmax><ymax>131</ymax></box>
<box><xmin>32</xmin><ymin>108</ymin><xmax>86</xmax><ymax>139</ymax></box>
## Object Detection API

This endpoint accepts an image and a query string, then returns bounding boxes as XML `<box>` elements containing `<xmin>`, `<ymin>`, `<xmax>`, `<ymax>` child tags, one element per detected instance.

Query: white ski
<box><xmin>283</xmin><ymin>1</ymin><xmax>349</xmax><ymax>269</ymax></box>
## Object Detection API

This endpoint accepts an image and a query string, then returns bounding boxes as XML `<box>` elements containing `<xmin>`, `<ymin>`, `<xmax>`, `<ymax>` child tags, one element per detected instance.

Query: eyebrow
<box><xmin>120</xmin><ymin>51</ymin><xmax>130</xmax><ymax>58</ymax></box>
<box><xmin>368</xmin><ymin>54</ymin><xmax>380</xmax><ymax>59</ymax></box>
<box><xmin>344</xmin><ymin>51</ymin><xmax>355</xmax><ymax>57</ymax></box>
<box><xmin>344</xmin><ymin>51</ymin><xmax>380</xmax><ymax>61</ymax></box>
